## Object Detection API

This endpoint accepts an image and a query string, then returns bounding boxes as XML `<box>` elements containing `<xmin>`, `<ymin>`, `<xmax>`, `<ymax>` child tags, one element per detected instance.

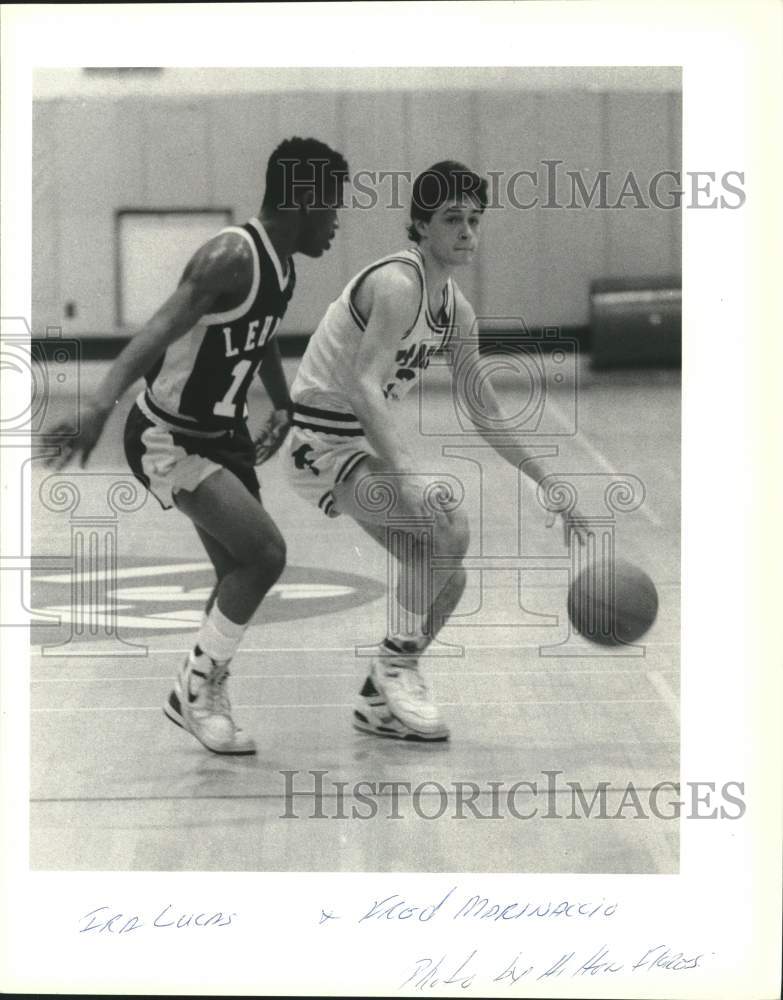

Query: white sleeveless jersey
<box><xmin>291</xmin><ymin>245</ymin><xmax>457</xmax><ymax>434</ymax></box>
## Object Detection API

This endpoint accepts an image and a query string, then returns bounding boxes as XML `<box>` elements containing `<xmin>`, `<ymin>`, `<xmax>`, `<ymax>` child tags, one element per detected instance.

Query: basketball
<box><xmin>568</xmin><ymin>558</ymin><xmax>658</xmax><ymax>645</ymax></box>
<box><xmin>28</xmin><ymin>60</ymin><xmax>684</xmax><ymax>891</ymax></box>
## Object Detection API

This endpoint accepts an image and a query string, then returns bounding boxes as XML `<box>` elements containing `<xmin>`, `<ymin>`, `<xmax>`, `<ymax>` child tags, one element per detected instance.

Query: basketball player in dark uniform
<box><xmin>44</xmin><ymin>137</ymin><xmax>349</xmax><ymax>755</ymax></box>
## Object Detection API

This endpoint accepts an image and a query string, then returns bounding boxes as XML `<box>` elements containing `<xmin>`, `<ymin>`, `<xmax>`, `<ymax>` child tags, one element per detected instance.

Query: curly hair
<box><xmin>262</xmin><ymin>137</ymin><xmax>349</xmax><ymax>212</ymax></box>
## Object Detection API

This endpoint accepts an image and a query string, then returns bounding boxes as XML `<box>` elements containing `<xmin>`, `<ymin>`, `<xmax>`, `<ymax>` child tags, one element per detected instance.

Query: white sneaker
<box><xmin>353</xmin><ymin>650</ymin><xmax>449</xmax><ymax>742</ymax></box>
<box><xmin>164</xmin><ymin>652</ymin><xmax>256</xmax><ymax>755</ymax></box>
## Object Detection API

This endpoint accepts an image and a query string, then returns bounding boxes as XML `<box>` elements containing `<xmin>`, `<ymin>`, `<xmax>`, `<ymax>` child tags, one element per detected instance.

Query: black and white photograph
<box><xmin>29</xmin><ymin>62</ymin><xmax>683</xmax><ymax>875</ymax></box>
<box><xmin>1</xmin><ymin>3</ymin><xmax>780</xmax><ymax>998</ymax></box>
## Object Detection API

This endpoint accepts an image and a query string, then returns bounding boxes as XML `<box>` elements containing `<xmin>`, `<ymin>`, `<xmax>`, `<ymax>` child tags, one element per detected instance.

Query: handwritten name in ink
<box><xmin>78</xmin><ymin>905</ymin><xmax>236</xmax><ymax>934</ymax></box>
<box><xmin>355</xmin><ymin>886</ymin><xmax>618</xmax><ymax>924</ymax></box>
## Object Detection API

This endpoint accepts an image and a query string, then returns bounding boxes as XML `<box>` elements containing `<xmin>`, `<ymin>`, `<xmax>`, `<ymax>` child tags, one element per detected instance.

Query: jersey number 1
<box><xmin>213</xmin><ymin>358</ymin><xmax>253</xmax><ymax>417</ymax></box>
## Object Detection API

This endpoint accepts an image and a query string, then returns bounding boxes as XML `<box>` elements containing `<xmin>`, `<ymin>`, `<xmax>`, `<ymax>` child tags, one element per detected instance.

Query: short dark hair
<box><xmin>407</xmin><ymin>161</ymin><xmax>488</xmax><ymax>242</ymax></box>
<box><xmin>262</xmin><ymin>137</ymin><xmax>349</xmax><ymax>212</ymax></box>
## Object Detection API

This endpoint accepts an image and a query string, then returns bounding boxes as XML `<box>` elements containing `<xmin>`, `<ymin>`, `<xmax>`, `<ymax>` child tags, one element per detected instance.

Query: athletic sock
<box><xmin>385</xmin><ymin>596</ymin><xmax>427</xmax><ymax>654</ymax></box>
<box><xmin>380</xmin><ymin>637</ymin><xmax>421</xmax><ymax>660</ymax></box>
<box><xmin>195</xmin><ymin>603</ymin><xmax>245</xmax><ymax>665</ymax></box>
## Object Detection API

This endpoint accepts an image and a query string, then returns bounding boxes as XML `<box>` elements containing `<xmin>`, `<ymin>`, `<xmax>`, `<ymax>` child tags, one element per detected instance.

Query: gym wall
<box><xmin>32</xmin><ymin>72</ymin><xmax>681</xmax><ymax>341</ymax></box>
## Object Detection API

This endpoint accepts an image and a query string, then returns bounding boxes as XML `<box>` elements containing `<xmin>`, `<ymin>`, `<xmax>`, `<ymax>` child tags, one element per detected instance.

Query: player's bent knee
<box><xmin>237</xmin><ymin>533</ymin><xmax>286</xmax><ymax>580</ymax></box>
<box><xmin>258</xmin><ymin>537</ymin><xmax>287</xmax><ymax>581</ymax></box>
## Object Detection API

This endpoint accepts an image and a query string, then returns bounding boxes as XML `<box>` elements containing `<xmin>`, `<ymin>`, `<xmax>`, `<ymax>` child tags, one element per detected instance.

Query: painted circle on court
<box><xmin>30</xmin><ymin>557</ymin><xmax>385</xmax><ymax>643</ymax></box>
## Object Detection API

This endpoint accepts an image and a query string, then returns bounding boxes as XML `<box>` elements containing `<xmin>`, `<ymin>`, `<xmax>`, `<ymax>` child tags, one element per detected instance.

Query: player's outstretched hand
<box><xmin>253</xmin><ymin>407</ymin><xmax>292</xmax><ymax>466</ymax></box>
<box><xmin>40</xmin><ymin>402</ymin><xmax>110</xmax><ymax>470</ymax></box>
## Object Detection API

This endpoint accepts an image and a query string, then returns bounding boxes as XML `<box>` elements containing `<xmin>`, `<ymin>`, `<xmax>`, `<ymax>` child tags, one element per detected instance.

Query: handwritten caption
<box><xmin>317</xmin><ymin>886</ymin><xmax>706</xmax><ymax>988</ymax></box>
<box><xmin>78</xmin><ymin>905</ymin><xmax>236</xmax><ymax>934</ymax></box>
<box><xmin>322</xmin><ymin>886</ymin><xmax>618</xmax><ymax>925</ymax></box>
<box><xmin>400</xmin><ymin>945</ymin><xmax>702</xmax><ymax>992</ymax></box>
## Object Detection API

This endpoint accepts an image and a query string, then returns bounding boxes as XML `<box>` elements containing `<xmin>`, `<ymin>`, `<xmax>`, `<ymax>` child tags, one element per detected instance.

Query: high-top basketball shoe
<box><xmin>164</xmin><ymin>647</ymin><xmax>256</xmax><ymax>755</ymax></box>
<box><xmin>353</xmin><ymin>639</ymin><xmax>449</xmax><ymax>741</ymax></box>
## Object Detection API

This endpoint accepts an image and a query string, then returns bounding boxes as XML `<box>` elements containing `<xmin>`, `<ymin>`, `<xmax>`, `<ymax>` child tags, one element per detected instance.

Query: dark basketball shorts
<box><xmin>124</xmin><ymin>402</ymin><xmax>259</xmax><ymax>510</ymax></box>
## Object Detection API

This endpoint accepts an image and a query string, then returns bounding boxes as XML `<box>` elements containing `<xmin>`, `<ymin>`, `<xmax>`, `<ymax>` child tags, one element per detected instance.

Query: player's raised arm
<box><xmin>342</xmin><ymin>265</ymin><xmax>421</xmax><ymax>473</ymax></box>
<box><xmin>42</xmin><ymin>231</ymin><xmax>253</xmax><ymax>468</ymax></box>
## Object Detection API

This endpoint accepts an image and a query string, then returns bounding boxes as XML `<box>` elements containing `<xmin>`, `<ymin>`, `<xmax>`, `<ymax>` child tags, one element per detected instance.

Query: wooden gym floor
<box><xmin>28</xmin><ymin>357</ymin><xmax>680</xmax><ymax>872</ymax></box>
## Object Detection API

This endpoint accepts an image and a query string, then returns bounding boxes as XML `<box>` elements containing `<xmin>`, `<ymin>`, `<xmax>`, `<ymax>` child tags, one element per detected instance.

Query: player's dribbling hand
<box><xmin>40</xmin><ymin>402</ymin><xmax>109</xmax><ymax>470</ymax></box>
<box><xmin>253</xmin><ymin>407</ymin><xmax>292</xmax><ymax>466</ymax></box>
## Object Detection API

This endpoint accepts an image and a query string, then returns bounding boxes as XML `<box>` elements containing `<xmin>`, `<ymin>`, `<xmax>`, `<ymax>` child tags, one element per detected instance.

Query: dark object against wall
<box><xmin>589</xmin><ymin>277</ymin><xmax>681</xmax><ymax>368</ymax></box>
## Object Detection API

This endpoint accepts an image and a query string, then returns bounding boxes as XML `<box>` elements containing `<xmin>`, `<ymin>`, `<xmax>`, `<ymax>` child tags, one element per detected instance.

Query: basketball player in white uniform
<box><xmin>44</xmin><ymin>137</ymin><xmax>349</xmax><ymax>756</ymax></box>
<box><xmin>287</xmin><ymin>161</ymin><xmax>584</xmax><ymax>742</ymax></box>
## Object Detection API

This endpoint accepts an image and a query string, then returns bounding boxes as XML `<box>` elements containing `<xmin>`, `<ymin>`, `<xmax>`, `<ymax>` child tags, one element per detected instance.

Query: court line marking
<box><xmin>30</xmin><ymin>787</ymin><xmax>683</xmax><ymax>804</ymax></box>
<box><xmin>30</xmin><ymin>641</ymin><xmax>681</xmax><ymax>656</ymax></box>
<box><xmin>33</xmin><ymin>699</ymin><xmax>670</xmax><ymax>712</ymax></box>
<box><xmin>646</xmin><ymin>670</ymin><xmax>680</xmax><ymax>724</ymax></box>
<box><xmin>34</xmin><ymin>561</ymin><xmax>213</xmax><ymax>585</ymax></box>
<box><xmin>545</xmin><ymin>392</ymin><xmax>665</xmax><ymax>527</ymax></box>
<box><xmin>31</xmin><ymin>668</ymin><xmax>679</xmax><ymax>683</ymax></box>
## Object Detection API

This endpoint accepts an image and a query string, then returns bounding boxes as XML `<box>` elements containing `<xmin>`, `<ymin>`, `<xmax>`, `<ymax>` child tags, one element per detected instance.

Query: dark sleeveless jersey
<box><xmin>140</xmin><ymin>218</ymin><xmax>296</xmax><ymax>432</ymax></box>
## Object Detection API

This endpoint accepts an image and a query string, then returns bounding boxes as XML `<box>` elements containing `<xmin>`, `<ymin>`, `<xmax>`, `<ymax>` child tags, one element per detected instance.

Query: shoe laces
<box><xmin>207</xmin><ymin>661</ymin><xmax>232</xmax><ymax>715</ymax></box>
<box><xmin>380</xmin><ymin>660</ymin><xmax>429</xmax><ymax>701</ymax></box>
